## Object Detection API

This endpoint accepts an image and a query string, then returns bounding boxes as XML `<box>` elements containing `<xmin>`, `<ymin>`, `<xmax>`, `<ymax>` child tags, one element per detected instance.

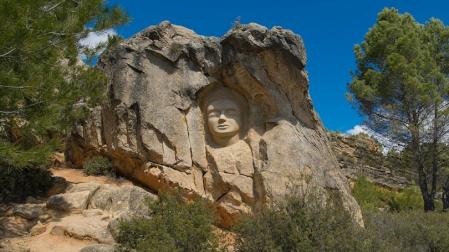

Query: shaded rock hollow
<box><xmin>66</xmin><ymin>21</ymin><xmax>363</xmax><ymax>226</ymax></box>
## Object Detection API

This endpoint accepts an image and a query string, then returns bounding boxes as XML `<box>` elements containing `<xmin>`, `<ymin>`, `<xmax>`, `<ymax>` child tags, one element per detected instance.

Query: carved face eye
<box><xmin>208</xmin><ymin>110</ymin><xmax>220</xmax><ymax>118</ymax></box>
<box><xmin>225</xmin><ymin>109</ymin><xmax>238</xmax><ymax>117</ymax></box>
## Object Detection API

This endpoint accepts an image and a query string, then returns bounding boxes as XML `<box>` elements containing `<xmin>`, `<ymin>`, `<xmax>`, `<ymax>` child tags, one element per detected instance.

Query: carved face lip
<box><xmin>217</xmin><ymin>124</ymin><xmax>229</xmax><ymax>130</ymax></box>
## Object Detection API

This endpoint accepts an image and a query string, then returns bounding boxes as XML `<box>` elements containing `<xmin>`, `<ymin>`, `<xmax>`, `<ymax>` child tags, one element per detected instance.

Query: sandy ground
<box><xmin>49</xmin><ymin>167</ymin><xmax>132</xmax><ymax>185</ymax></box>
<box><xmin>1</xmin><ymin>224</ymin><xmax>96</xmax><ymax>252</ymax></box>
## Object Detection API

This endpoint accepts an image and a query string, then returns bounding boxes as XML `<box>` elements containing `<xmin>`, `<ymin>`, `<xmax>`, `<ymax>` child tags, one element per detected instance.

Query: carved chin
<box><xmin>213</xmin><ymin>130</ymin><xmax>239</xmax><ymax>138</ymax></box>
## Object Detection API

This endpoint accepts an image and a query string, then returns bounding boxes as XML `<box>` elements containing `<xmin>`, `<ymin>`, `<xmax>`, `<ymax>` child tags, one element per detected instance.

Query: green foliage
<box><xmin>388</xmin><ymin>185</ymin><xmax>423</xmax><ymax>212</ymax></box>
<box><xmin>349</xmin><ymin>7</ymin><xmax>449</xmax><ymax>141</ymax></box>
<box><xmin>0</xmin><ymin>162</ymin><xmax>53</xmax><ymax>203</ymax></box>
<box><xmin>82</xmin><ymin>156</ymin><xmax>112</xmax><ymax>176</ymax></box>
<box><xmin>235</xmin><ymin>180</ymin><xmax>449</xmax><ymax>251</ymax></box>
<box><xmin>235</xmin><ymin>190</ymin><xmax>369</xmax><ymax>252</ymax></box>
<box><xmin>364</xmin><ymin>210</ymin><xmax>449</xmax><ymax>252</ymax></box>
<box><xmin>0</xmin><ymin>139</ymin><xmax>56</xmax><ymax>203</ymax></box>
<box><xmin>348</xmin><ymin>8</ymin><xmax>449</xmax><ymax>211</ymax></box>
<box><xmin>0</xmin><ymin>140</ymin><xmax>56</xmax><ymax>169</ymax></box>
<box><xmin>117</xmin><ymin>192</ymin><xmax>219</xmax><ymax>252</ymax></box>
<box><xmin>0</xmin><ymin>0</ymin><xmax>128</xmax><ymax>166</ymax></box>
<box><xmin>353</xmin><ymin>176</ymin><xmax>391</xmax><ymax>210</ymax></box>
<box><xmin>353</xmin><ymin>176</ymin><xmax>423</xmax><ymax>211</ymax></box>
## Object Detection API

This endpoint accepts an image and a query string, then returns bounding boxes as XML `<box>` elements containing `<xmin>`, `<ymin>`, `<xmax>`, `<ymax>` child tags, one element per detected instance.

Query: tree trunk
<box><xmin>430</xmin><ymin>104</ymin><xmax>439</xmax><ymax>208</ymax></box>
<box><xmin>410</xmin><ymin>114</ymin><xmax>435</xmax><ymax>211</ymax></box>
<box><xmin>442</xmin><ymin>177</ymin><xmax>449</xmax><ymax>211</ymax></box>
<box><xmin>423</xmin><ymin>192</ymin><xmax>435</xmax><ymax>211</ymax></box>
<box><xmin>418</xmin><ymin>162</ymin><xmax>435</xmax><ymax>211</ymax></box>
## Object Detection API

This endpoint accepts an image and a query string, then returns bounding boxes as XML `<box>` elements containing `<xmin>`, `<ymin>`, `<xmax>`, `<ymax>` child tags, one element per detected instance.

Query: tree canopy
<box><xmin>0</xmin><ymin>0</ymin><xmax>128</xmax><ymax>168</ymax></box>
<box><xmin>349</xmin><ymin>8</ymin><xmax>449</xmax><ymax>210</ymax></box>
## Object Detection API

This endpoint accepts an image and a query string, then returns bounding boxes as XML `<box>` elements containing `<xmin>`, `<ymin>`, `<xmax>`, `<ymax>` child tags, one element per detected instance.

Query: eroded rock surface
<box><xmin>0</xmin><ymin>177</ymin><xmax>157</xmax><ymax>252</ymax></box>
<box><xmin>67</xmin><ymin>21</ymin><xmax>363</xmax><ymax>226</ymax></box>
<box><xmin>329</xmin><ymin>132</ymin><xmax>415</xmax><ymax>189</ymax></box>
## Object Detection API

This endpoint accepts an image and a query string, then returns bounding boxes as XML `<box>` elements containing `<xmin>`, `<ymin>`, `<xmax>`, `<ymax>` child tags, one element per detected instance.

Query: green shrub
<box><xmin>364</xmin><ymin>210</ymin><xmax>449</xmax><ymax>251</ymax></box>
<box><xmin>0</xmin><ymin>142</ymin><xmax>54</xmax><ymax>203</ymax></box>
<box><xmin>352</xmin><ymin>176</ymin><xmax>399</xmax><ymax>210</ymax></box>
<box><xmin>82</xmin><ymin>156</ymin><xmax>112</xmax><ymax>176</ymax></box>
<box><xmin>352</xmin><ymin>176</ymin><xmax>423</xmax><ymax>211</ymax></box>
<box><xmin>387</xmin><ymin>186</ymin><xmax>423</xmax><ymax>212</ymax></box>
<box><xmin>235</xmin><ymin>190</ymin><xmax>372</xmax><ymax>252</ymax></box>
<box><xmin>0</xmin><ymin>166</ymin><xmax>53</xmax><ymax>203</ymax></box>
<box><xmin>117</xmin><ymin>192</ymin><xmax>218</xmax><ymax>252</ymax></box>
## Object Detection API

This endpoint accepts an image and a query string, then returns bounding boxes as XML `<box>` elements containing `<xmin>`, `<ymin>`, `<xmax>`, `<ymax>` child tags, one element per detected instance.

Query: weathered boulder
<box><xmin>89</xmin><ymin>184</ymin><xmax>156</xmax><ymax>216</ymax></box>
<box><xmin>46</xmin><ymin>183</ymin><xmax>100</xmax><ymax>212</ymax></box>
<box><xmin>50</xmin><ymin>214</ymin><xmax>115</xmax><ymax>244</ymax></box>
<box><xmin>44</xmin><ymin>182</ymin><xmax>157</xmax><ymax>244</ymax></box>
<box><xmin>0</xmin><ymin>203</ymin><xmax>47</xmax><ymax>238</ymax></box>
<box><xmin>67</xmin><ymin>21</ymin><xmax>363</xmax><ymax>226</ymax></box>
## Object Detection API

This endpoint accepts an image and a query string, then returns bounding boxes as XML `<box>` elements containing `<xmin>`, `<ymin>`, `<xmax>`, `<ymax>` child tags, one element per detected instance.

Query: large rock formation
<box><xmin>66</xmin><ymin>21</ymin><xmax>363</xmax><ymax>226</ymax></box>
<box><xmin>329</xmin><ymin>132</ymin><xmax>416</xmax><ymax>189</ymax></box>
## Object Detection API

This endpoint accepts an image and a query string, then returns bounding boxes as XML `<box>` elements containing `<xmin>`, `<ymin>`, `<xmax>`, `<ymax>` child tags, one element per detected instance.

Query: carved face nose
<box><xmin>218</xmin><ymin>113</ymin><xmax>226</xmax><ymax>123</ymax></box>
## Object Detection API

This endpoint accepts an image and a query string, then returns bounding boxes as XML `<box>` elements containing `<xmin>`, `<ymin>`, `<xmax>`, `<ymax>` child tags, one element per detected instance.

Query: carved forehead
<box><xmin>201</xmin><ymin>86</ymin><xmax>246</xmax><ymax>111</ymax></box>
<box><xmin>207</xmin><ymin>99</ymin><xmax>241</xmax><ymax>111</ymax></box>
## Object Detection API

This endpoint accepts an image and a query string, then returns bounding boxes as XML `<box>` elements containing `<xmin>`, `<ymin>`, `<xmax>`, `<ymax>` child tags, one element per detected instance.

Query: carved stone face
<box><xmin>206</xmin><ymin>98</ymin><xmax>242</xmax><ymax>147</ymax></box>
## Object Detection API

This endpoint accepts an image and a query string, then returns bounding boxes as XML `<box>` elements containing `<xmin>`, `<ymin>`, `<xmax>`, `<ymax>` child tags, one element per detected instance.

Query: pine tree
<box><xmin>0</xmin><ymin>0</ymin><xmax>128</xmax><ymax>168</ymax></box>
<box><xmin>349</xmin><ymin>8</ymin><xmax>449</xmax><ymax>211</ymax></box>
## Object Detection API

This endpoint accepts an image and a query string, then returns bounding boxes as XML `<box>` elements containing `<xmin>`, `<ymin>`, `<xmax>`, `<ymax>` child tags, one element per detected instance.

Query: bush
<box><xmin>235</xmin><ymin>183</ymin><xmax>449</xmax><ymax>251</ymax></box>
<box><xmin>352</xmin><ymin>176</ymin><xmax>391</xmax><ymax>210</ymax></box>
<box><xmin>235</xmin><ymin>190</ymin><xmax>372</xmax><ymax>252</ymax></box>
<box><xmin>82</xmin><ymin>156</ymin><xmax>112</xmax><ymax>176</ymax></box>
<box><xmin>364</xmin><ymin>210</ymin><xmax>449</xmax><ymax>251</ymax></box>
<box><xmin>352</xmin><ymin>176</ymin><xmax>423</xmax><ymax>211</ymax></box>
<box><xmin>0</xmin><ymin>166</ymin><xmax>53</xmax><ymax>203</ymax></box>
<box><xmin>352</xmin><ymin>177</ymin><xmax>449</xmax><ymax>251</ymax></box>
<box><xmin>387</xmin><ymin>186</ymin><xmax>423</xmax><ymax>212</ymax></box>
<box><xmin>117</xmin><ymin>192</ymin><xmax>218</xmax><ymax>252</ymax></box>
<box><xmin>0</xmin><ymin>142</ymin><xmax>54</xmax><ymax>203</ymax></box>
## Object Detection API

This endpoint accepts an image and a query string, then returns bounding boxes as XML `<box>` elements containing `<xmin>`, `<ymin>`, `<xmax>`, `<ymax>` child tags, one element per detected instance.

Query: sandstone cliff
<box><xmin>65</xmin><ymin>21</ymin><xmax>363</xmax><ymax>226</ymax></box>
<box><xmin>329</xmin><ymin>132</ymin><xmax>416</xmax><ymax>189</ymax></box>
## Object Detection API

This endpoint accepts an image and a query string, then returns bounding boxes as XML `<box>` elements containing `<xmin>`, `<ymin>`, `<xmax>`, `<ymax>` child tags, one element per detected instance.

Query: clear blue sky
<box><xmin>107</xmin><ymin>0</ymin><xmax>449</xmax><ymax>132</ymax></box>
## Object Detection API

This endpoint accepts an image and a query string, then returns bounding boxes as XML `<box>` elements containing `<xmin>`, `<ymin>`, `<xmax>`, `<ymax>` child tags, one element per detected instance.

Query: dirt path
<box><xmin>50</xmin><ymin>167</ymin><xmax>132</xmax><ymax>185</ymax></box>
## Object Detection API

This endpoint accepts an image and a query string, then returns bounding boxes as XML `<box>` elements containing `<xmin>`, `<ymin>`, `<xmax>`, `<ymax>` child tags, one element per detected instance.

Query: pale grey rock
<box><xmin>12</xmin><ymin>203</ymin><xmax>46</xmax><ymax>220</ymax></box>
<box><xmin>50</xmin><ymin>214</ymin><xmax>114</xmax><ymax>244</ymax></box>
<box><xmin>0</xmin><ymin>182</ymin><xmax>157</xmax><ymax>246</ymax></box>
<box><xmin>46</xmin><ymin>191</ymin><xmax>92</xmax><ymax>212</ymax></box>
<box><xmin>88</xmin><ymin>184</ymin><xmax>157</xmax><ymax>216</ymax></box>
<box><xmin>67</xmin><ymin>21</ymin><xmax>363</xmax><ymax>227</ymax></box>
<box><xmin>45</xmin><ymin>182</ymin><xmax>157</xmax><ymax>243</ymax></box>
<box><xmin>47</xmin><ymin>183</ymin><xmax>100</xmax><ymax>212</ymax></box>
<box><xmin>80</xmin><ymin>244</ymin><xmax>115</xmax><ymax>252</ymax></box>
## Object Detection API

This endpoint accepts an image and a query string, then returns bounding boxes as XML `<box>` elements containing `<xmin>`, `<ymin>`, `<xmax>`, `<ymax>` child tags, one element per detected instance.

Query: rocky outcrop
<box><xmin>329</xmin><ymin>132</ymin><xmax>416</xmax><ymax>189</ymax></box>
<box><xmin>66</xmin><ymin>21</ymin><xmax>363</xmax><ymax>226</ymax></box>
<box><xmin>0</xmin><ymin>177</ymin><xmax>157</xmax><ymax>251</ymax></box>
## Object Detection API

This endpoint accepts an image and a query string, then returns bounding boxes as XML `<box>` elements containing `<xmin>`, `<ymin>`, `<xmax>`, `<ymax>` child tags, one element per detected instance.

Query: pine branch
<box><xmin>372</xmin><ymin>112</ymin><xmax>409</xmax><ymax>127</ymax></box>
<box><xmin>44</xmin><ymin>1</ymin><xmax>66</xmax><ymax>12</ymax></box>
<box><xmin>0</xmin><ymin>101</ymin><xmax>45</xmax><ymax>115</ymax></box>
<box><xmin>0</xmin><ymin>85</ymin><xmax>31</xmax><ymax>89</ymax></box>
<box><xmin>0</xmin><ymin>48</ymin><xmax>16</xmax><ymax>57</ymax></box>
